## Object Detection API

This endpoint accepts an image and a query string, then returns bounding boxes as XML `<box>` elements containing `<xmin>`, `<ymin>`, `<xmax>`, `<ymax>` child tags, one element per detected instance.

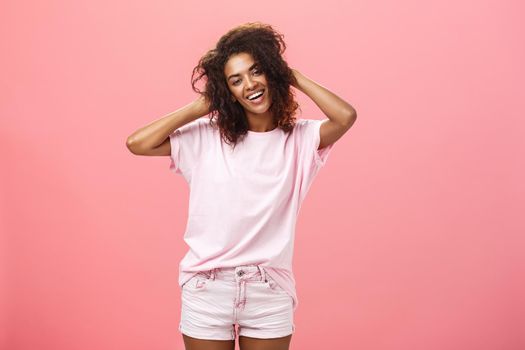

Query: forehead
<box><xmin>224</xmin><ymin>52</ymin><xmax>256</xmax><ymax>76</ymax></box>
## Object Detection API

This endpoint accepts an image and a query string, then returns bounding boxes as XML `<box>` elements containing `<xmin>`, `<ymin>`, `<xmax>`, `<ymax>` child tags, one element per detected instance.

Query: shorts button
<box><xmin>237</xmin><ymin>270</ymin><xmax>245</xmax><ymax>276</ymax></box>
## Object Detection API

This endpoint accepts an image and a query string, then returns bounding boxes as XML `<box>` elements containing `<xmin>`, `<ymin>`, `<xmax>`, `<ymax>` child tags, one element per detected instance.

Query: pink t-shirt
<box><xmin>168</xmin><ymin>116</ymin><xmax>334</xmax><ymax>311</ymax></box>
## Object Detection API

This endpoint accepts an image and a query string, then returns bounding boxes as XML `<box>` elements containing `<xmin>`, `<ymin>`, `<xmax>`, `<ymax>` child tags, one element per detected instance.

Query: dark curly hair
<box><xmin>190</xmin><ymin>22</ymin><xmax>301</xmax><ymax>149</ymax></box>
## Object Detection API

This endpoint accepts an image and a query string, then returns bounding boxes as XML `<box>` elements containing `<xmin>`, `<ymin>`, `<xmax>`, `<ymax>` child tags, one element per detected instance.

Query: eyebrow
<box><xmin>227</xmin><ymin>63</ymin><xmax>258</xmax><ymax>81</ymax></box>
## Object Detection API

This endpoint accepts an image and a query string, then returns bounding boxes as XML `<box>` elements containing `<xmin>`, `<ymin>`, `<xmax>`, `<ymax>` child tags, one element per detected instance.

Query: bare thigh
<box><xmin>182</xmin><ymin>334</ymin><xmax>235</xmax><ymax>350</ymax></box>
<box><xmin>239</xmin><ymin>334</ymin><xmax>292</xmax><ymax>350</ymax></box>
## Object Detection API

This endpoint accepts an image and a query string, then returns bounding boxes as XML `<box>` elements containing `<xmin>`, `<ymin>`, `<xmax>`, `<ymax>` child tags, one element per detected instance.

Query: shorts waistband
<box><xmin>199</xmin><ymin>265</ymin><xmax>268</xmax><ymax>283</ymax></box>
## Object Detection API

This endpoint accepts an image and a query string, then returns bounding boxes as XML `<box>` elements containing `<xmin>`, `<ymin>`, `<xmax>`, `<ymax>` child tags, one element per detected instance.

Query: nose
<box><xmin>245</xmin><ymin>76</ymin><xmax>257</xmax><ymax>89</ymax></box>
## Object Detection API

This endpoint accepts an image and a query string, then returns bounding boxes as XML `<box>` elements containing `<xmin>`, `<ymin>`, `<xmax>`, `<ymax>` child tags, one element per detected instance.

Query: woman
<box><xmin>126</xmin><ymin>22</ymin><xmax>356</xmax><ymax>350</ymax></box>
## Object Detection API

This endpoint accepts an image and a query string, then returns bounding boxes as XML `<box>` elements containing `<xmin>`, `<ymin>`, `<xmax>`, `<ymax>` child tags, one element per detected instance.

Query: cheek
<box><xmin>233</xmin><ymin>88</ymin><xmax>244</xmax><ymax>99</ymax></box>
<box><xmin>227</xmin><ymin>86</ymin><xmax>236</xmax><ymax>97</ymax></box>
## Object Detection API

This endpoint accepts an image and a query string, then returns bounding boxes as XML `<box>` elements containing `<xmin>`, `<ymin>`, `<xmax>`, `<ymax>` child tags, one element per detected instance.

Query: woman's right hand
<box><xmin>192</xmin><ymin>94</ymin><xmax>212</xmax><ymax>118</ymax></box>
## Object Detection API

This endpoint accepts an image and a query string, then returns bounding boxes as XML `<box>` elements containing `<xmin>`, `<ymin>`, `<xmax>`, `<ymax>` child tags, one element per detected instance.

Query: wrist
<box><xmin>291</xmin><ymin>69</ymin><xmax>305</xmax><ymax>91</ymax></box>
<box><xmin>191</xmin><ymin>95</ymin><xmax>211</xmax><ymax>118</ymax></box>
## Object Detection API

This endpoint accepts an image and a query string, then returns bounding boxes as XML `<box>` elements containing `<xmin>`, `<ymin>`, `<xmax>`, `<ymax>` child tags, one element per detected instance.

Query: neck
<box><xmin>245</xmin><ymin>112</ymin><xmax>275</xmax><ymax>132</ymax></box>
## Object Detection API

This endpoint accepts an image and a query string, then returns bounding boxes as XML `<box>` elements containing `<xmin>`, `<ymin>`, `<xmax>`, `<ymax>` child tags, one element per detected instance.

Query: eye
<box><xmin>253</xmin><ymin>68</ymin><xmax>261</xmax><ymax>75</ymax></box>
<box><xmin>233</xmin><ymin>79</ymin><xmax>241</xmax><ymax>85</ymax></box>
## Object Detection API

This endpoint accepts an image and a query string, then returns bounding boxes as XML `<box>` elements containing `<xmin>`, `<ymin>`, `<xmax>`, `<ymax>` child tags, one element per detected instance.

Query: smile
<box><xmin>246</xmin><ymin>89</ymin><xmax>265</xmax><ymax>104</ymax></box>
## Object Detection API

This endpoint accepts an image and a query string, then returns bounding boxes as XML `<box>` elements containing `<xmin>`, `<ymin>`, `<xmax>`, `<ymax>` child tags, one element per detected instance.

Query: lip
<box><xmin>246</xmin><ymin>89</ymin><xmax>266</xmax><ymax>105</ymax></box>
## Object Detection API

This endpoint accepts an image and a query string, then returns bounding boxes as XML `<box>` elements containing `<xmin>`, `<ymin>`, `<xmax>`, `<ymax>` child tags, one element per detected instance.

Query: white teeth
<box><xmin>247</xmin><ymin>90</ymin><xmax>263</xmax><ymax>100</ymax></box>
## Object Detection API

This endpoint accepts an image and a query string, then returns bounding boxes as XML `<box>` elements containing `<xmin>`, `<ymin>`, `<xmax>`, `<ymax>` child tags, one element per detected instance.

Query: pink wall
<box><xmin>2</xmin><ymin>0</ymin><xmax>524</xmax><ymax>349</ymax></box>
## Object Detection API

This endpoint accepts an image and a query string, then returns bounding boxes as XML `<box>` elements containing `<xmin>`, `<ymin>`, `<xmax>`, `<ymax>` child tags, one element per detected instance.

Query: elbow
<box><xmin>347</xmin><ymin>106</ymin><xmax>357</xmax><ymax>119</ymax></box>
<box><xmin>342</xmin><ymin>108</ymin><xmax>357</xmax><ymax>127</ymax></box>
<box><xmin>126</xmin><ymin>137</ymin><xmax>142</xmax><ymax>155</ymax></box>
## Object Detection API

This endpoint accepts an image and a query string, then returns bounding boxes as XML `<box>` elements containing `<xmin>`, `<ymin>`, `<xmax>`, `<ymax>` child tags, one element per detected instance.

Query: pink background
<box><xmin>2</xmin><ymin>1</ymin><xmax>524</xmax><ymax>349</ymax></box>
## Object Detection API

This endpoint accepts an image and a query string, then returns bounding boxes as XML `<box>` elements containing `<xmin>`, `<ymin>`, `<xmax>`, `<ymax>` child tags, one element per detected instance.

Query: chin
<box><xmin>248</xmin><ymin>107</ymin><xmax>270</xmax><ymax>115</ymax></box>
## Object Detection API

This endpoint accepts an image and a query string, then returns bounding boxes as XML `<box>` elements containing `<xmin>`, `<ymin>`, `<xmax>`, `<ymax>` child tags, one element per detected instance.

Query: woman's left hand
<box><xmin>290</xmin><ymin>68</ymin><xmax>301</xmax><ymax>89</ymax></box>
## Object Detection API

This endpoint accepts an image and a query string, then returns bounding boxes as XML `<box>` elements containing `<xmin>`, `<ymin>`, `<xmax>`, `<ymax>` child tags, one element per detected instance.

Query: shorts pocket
<box><xmin>264</xmin><ymin>274</ymin><xmax>288</xmax><ymax>294</ymax></box>
<box><xmin>182</xmin><ymin>272</ymin><xmax>212</xmax><ymax>291</ymax></box>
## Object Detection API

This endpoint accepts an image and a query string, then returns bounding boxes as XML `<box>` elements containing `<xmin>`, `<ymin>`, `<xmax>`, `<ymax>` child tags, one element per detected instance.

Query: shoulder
<box><xmin>293</xmin><ymin>118</ymin><xmax>322</xmax><ymax>135</ymax></box>
<box><xmin>295</xmin><ymin>118</ymin><xmax>322</xmax><ymax>128</ymax></box>
<box><xmin>176</xmin><ymin>117</ymin><xmax>214</xmax><ymax>135</ymax></box>
<box><xmin>188</xmin><ymin>116</ymin><xmax>212</xmax><ymax>128</ymax></box>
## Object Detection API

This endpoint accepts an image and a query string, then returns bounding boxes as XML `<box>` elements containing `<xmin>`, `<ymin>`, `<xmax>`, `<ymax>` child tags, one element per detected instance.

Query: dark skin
<box><xmin>183</xmin><ymin>333</ymin><xmax>292</xmax><ymax>350</ymax></box>
<box><xmin>181</xmin><ymin>53</ymin><xmax>295</xmax><ymax>350</ymax></box>
<box><xmin>180</xmin><ymin>53</ymin><xmax>357</xmax><ymax>350</ymax></box>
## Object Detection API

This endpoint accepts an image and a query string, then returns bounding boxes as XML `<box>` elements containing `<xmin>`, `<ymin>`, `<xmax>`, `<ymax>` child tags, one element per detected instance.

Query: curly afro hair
<box><xmin>190</xmin><ymin>22</ymin><xmax>301</xmax><ymax>149</ymax></box>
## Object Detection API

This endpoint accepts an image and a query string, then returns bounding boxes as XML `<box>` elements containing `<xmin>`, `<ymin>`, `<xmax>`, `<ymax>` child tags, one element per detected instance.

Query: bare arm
<box><xmin>291</xmin><ymin>69</ymin><xmax>357</xmax><ymax>150</ymax></box>
<box><xmin>125</xmin><ymin>95</ymin><xmax>211</xmax><ymax>156</ymax></box>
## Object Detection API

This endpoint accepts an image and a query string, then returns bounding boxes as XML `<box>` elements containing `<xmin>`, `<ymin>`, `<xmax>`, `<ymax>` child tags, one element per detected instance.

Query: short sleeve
<box><xmin>299</xmin><ymin>118</ymin><xmax>335</xmax><ymax>168</ymax></box>
<box><xmin>295</xmin><ymin>118</ymin><xmax>335</xmax><ymax>203</ymax></box>
<box><xmin>168</xmin><ymin>117</ymin><xmax>210</xmax><ymax>179</ymax></box>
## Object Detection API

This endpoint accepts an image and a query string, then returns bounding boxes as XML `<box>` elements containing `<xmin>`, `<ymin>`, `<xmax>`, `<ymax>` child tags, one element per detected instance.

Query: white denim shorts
<box><xmin>179</xmin><ymin>264</ymin><xmax>295</xmax><ymax>340</ymax></box>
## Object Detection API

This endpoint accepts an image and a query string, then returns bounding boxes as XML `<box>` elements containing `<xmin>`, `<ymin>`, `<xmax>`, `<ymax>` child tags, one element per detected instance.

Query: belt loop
<box><xmin>258</xmin><ymin>265</ymin><xmax>267</xmax><ymax>282</ymax></box>
<box><xmin>210</xmin><ymin>268</ymin><xmax>216</xmax><ymax>280</ymax></box>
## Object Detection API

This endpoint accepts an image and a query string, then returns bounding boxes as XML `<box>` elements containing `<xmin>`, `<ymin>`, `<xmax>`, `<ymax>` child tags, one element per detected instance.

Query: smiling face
<box><xmin>224</xmin><ymin>52</ymin><xmax>273</xmax><ymax>121</ymax></box>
